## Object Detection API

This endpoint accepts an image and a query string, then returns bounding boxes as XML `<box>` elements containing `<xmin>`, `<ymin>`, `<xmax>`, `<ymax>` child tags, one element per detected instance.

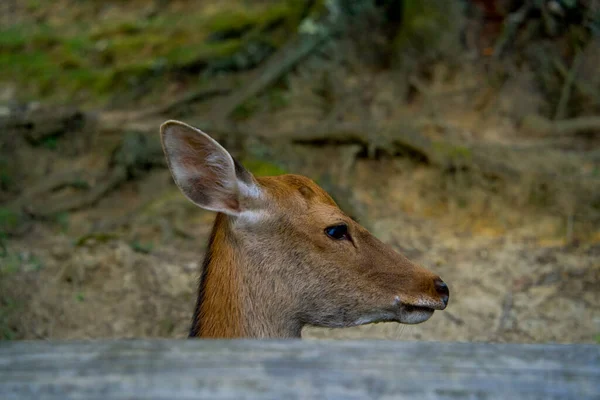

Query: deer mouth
<box><xmin>350</xmin><ymin>304</ymin><xmax>436</xmax><ymax>327</ymax></box>
<box><xmin>348</xmin><ymin>297</ymin><xmax>444</xmax><ymax>327</ymax></box>
<box><xmin>404</xmin><ymin>304</ymin><xmax>434</xmax><ymax>313</ymax></box>
<box><xmin>398</xmin><ymin>304</ymin><xmax>435</xmax><ymax>324</ymax></box>
<box><xmin>391</xmin><ymin>294</ymin><xmax>446</xmax><ymax>324</ymax></box>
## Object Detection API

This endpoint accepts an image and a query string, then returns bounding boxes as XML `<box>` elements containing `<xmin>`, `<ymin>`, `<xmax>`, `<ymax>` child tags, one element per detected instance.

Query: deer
<box><xmin>160</xmin><ymin>120</ymin><xmax>449</xmax><ymax>338</ymax></box>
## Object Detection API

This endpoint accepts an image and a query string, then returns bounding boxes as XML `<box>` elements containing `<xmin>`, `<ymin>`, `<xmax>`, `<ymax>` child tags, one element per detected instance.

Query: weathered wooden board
<box><xmin>0</xmin><ymin>340</ymin><xmax>598</xmax><ymax>400</ymax></box>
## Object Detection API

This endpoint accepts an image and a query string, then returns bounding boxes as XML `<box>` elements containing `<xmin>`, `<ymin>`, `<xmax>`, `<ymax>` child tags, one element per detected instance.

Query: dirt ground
<box><xmin>2</xmin><ymin>146</ymin><xmax>599</xmax><ymax>343</ymax></box>
<box><xmin>1</xmin><ymin>0</ymin><xmax>599</xmax><ymax>344</ymax></box>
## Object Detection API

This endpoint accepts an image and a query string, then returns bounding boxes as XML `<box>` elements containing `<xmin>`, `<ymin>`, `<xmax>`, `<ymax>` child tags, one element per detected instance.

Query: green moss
<box><xmin>130</xmin><ymin>240</ymin><xmax>153</xmax><ymax>254</ymax></box>
<box><xmin>206</xmin><ymin>10</ymin><xmax>258</xmax><ymax>33</ymax></box>
<box><xmin>40</xmin><ymin>137</ymin><xmax>58</xmax><ymax>150</ymax></box>
<box><xmin>266</xmin><ymin>87</ymin><xmax>289</xmax><ymax>110</ymax></box>
<box><xmin>393</xmin><ymin>0</ymin><xmax>463</xmax><ymax>61</ymax></box>
<box><xmin>232</xmin><ymin>99</ymin><xmax>260</xmax><ymax>120</ymax></box>
<box><xmin>0</xmin><ymin>1</ymin><xmax>309</xmax><ymax>105</ymax></box>
<box><xmin>0</xmin><ymin>298</ymin><xmax>19</xmax><ymax>340</ymax></box>
<box><xmin>164</xmin><ymin>39</ymin><xmax>244</xmax><ymax>68</ymax></box>
<box><xmin>0</xmin><ymin>253</ymin><xmax>19</xmax><ymax>274</ymax></box>
<box><xmin>207</xmin><ymin>1</ymin><xmax>306</xmax><ymax>35</ymax></box>
<box><xmin>26</xmin><ymin>0</ymin><xmax>43</xmax><ymax>12</ymax></box>
<box><xmin>242</xmin><ymin>158</ymin><xmax>287</xmax><ymax>177</ymax></box>
<box><xmin>0</xmin><ymin>208</ymin><xmax>22</xmax><ymax>235</ymax></box>
<box><xmin>0</xmin><ymin>159</ymin><xmax>13</xmax><ymax>191</ymax></box>
<box><xmin>50</xmin><ymin>212</ymin><xmax>70</xmax><ymax>233</ymax></box>
<box><xmin>0</xmin><ymin>26</ymin><xmax>29</xmax><ymax>51</ymax></box>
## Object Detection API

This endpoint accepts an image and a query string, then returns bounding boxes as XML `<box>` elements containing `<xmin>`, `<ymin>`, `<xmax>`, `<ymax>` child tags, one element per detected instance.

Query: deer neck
<box><xmin>190</xmin><ymin>213</ymin><xmax>303</xmax><ymax>339</ymax></box>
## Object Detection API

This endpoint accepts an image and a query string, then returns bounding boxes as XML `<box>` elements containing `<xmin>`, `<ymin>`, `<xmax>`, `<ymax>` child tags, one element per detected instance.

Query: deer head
<box><xmin>161</xmin><ymin>120</ymin><xmax>449</xmax><ymax>338</ymax></box>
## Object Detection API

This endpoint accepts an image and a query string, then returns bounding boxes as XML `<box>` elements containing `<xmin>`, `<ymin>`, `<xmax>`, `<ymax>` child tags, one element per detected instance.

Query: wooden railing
<box><xmin>1</xmin><ymin>340</ymin><xmax>598</xmax><ymax>399</ymax></box>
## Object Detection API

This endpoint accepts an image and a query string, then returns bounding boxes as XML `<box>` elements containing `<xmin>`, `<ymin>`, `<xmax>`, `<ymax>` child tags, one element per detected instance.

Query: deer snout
<box><xmin>433</xmin><ymin>277</ymin><xmax>449</xmax><ymax>308</ymax></box>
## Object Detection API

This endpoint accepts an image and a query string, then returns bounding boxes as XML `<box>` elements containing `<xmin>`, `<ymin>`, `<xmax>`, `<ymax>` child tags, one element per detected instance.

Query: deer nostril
<box><xmin>434</xmin><ymin>278</ymin><xmax>449</xmax><ymax>306</ymax></box>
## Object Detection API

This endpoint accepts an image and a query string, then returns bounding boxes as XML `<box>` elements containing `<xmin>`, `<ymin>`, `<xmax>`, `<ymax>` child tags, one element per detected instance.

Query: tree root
<box><xmin>283</xmin><ymin>120</ymin><xmax>600</xmax><ymax>219</ymax></box>
<box><xmin>135</xmin><ymin>85</ymin><xmax>233</xmax><ymax>119</ymax></box>
<box><xmin>13</xmin><ymin>167</ymin><xmax>127</xmax><ymax>218</ymax></box>
<box><xmin>554</xmin><ymin>51</ymin><xmax>583</xmax><ymax>120</ymax></box>
<box><xmin>0</xmin><ymin>106</ymin><xmax>86</xmax><ymax>144</ymax></box>
<box><xmin>12</xmin><ymin>171</ymin><xmax>92</xmax><ymax>205</ymax></box>
<box><xmin>210</xmin><ymin>30</ymin><xmax>330</xmax><ymax>122</ymax></box>
<box><xmin>521</xmin><ymin>114</ymin><xmax>600</xmax><ymax>136</ymax></box>
<box><xmin>492</xmin><ymin>2</ymin><xmax>532</xmax><ymax>58</ymax></box>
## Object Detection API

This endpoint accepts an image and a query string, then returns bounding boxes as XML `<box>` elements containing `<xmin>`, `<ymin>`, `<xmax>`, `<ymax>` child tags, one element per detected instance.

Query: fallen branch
<box><xmin>15</xmin><ymin>167</ymin><xmax>127</xmax><ymax>218</ymax></box>
<box><xmin>101</xmin><ymin>115</ymin><xmax>598</xmax><ymax>187</ymax></box>
<box><xmin>38</xmin><ymin>167</ymin><xmax>127</xmax><ymax>217</ymax></box>
<box><xmin>521</xmin><ymin>114</ymin><xmax>600</xmax><ymax>136</ymax></box>
<box><xmin>0</xmin><ymin>106</ymin><xmax>86</xmax><ymax>144</ymax></box>
<box><xmin>136</xmin><ymin>85</ymin><xmax>233</xmax><ymax>118</ymax></box>
<box><xmin>493</xmin><ymin>1</ymin><xmax>532</xmax><ymax>58</ymax></box>
<box><xmin>8</xmin><ymin>129</ymin><xmax>167</xmax><ymax>218</ymax></box>
<box><xmin>285</xmin><ymin>120</ymin><xmax>600</xmax><ymax>217</ymax></box>
<box><xmin>553</xmin><ymin>57</ymin><xmax>600</xmax><ymax>105</ymax></box>
<box><xmin>210</xmin><ymin>30</ymin><xmax>330</xmax><ymax>122</ymax></box>
<box><xmin>554</xmin><ymin>51</ymin><xmax>583</xmax><ymax>120</ymax></box>
<box><xmin>25</xmin><ymin>109</ymin><xmax>596</xmax><ymax>221</ymax></box>
<box><xmin>12</xmin><ymin>171</ymin><xmax>92</xmax><ymax>205</ymax></box>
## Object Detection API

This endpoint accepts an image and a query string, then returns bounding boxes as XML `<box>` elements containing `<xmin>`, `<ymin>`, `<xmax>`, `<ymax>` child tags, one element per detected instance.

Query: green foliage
<box><xmin>1</xmin><ymin>250</ymin><xmax>44</xmax><ymax>275</ymax></box>
<box><xmin>0</xmin><ymin>234</ymin><xmax>6</xmax><ymax>258</ymax></box>
<box><xmin>0</xmin><ymin>253</ymin><xmax>20</xmax><ymax>275</ymax></box>
<box><xmin>0</xmin><ymin>161</ymin><xmax>12</xmax><ymax>191</ymax></box>
<box><xmin>266</xmin><ymin>87</ymin><xmax>289</xmax><ymax>110</ymax></box>
<box><xmin>392</xmin><ymin>0</ymin><xmax>464</xmax><ymax>63</ymax></box>
<box><xmin>432</xmin><ymin>142</ymin><xmax>472</xmax><ymax>165</ymax></box>
<box><xmin>0</xmin><ymin>298</ymin><xmax>19</xmax><ymax>340</ymax></box>
<box><xmin>53</xmin><ymin>212</ymin><xmax>70</xmax><ymax>233</ymax></box>
<box><xmin>232</xmin><ymin>99</ymin><xmax>261</xmax><ymax>120</ymax></box>
<box><xmin>71</xmin><ymin>179</ymin><xmax>91</xmax><ymax>190</ymax></box>
<box><xmin>0</xmin><ymin>208</ymin><xmax>23</xmax><ymax>241</ymax></box>
<box><xmin>40</xmin><ymin>136</ymin><xmax>58</xmax><ymax>150</ymax></box>
<box><xmin>130</xmin><ymin>240</ymin><xmax>153</xmax><ymax>254</ymax></box>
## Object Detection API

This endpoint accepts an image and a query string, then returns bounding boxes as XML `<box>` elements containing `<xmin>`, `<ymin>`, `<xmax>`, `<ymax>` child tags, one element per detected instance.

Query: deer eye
<box><xmin>325</xmin><ymin>224</ymin><xmax>349</xmax><ymax>240</ymax></box>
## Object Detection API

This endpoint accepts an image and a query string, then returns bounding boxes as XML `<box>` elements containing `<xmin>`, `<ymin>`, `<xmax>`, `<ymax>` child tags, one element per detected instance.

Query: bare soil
<box><xmin>2</xmin><ymin>151</ymin><xmax>598</xmax><ymax>343</ymax></box>
<box><xmin>1</xmin><ymin>0</ymin><xmax>599</xmax><ymax>344</ymax></box>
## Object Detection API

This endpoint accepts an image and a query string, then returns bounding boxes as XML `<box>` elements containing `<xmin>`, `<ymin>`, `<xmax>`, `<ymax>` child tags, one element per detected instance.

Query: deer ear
<box><xmin>160</xmin><ymin>120</ymin><xmax>260</xmax><ymax>215</ymax></box>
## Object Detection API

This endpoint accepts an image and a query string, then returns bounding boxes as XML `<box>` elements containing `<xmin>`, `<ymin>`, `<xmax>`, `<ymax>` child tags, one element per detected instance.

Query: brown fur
<box><xmin>190</xmin><ymin>174</ymin><xmax>446</xmax><ymax>338</ymax></box>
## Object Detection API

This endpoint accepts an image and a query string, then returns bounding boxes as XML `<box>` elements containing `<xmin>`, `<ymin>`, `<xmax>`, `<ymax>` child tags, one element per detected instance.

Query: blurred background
<box><xmin>0</xmin><ymin>0</ymin><xmax>598</xmax><ymax>343</ymax></box>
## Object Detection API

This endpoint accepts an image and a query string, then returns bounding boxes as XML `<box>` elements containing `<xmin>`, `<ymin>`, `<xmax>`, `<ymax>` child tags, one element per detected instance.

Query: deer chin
<box><xmin>398</xmin><ymin>305</ymin><xmax>435</xmax><ymax>325</ymax></box>
<box><xmin>350</xmin><ymin>305</ymin><xmax>435</xmax><ymax>327</ymax></box>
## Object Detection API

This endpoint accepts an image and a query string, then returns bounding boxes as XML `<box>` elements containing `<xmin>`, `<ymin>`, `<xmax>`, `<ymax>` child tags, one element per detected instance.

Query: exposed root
<box><xmin>521</xmin><ymin>114</ymin><xmax>600</xmax><ymax>136</ymax></box>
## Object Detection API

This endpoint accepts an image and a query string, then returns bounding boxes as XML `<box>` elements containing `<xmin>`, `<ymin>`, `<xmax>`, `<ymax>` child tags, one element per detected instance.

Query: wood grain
<box><xmin>0</xmin><ymin>340</ymin><xmax>598</xmax><ymax>399</ymax></box>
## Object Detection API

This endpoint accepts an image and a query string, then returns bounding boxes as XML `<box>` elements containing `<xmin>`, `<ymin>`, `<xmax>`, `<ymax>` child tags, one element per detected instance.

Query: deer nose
<box><xmin>434</xmin><ymin>278</ymin><xmax>449</xmax><ymax>307</ymax></box>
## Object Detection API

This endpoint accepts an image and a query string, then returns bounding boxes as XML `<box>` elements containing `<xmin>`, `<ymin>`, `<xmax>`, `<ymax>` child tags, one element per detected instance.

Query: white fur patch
<box><xmin>353</xmin><ymin>316</ymin><xmax>377</xmax><ymax>326</ymax></box>
<box><xmin>352</xmin><ymin>312</ymin><xmax>394</xmax><ymax>327</ymax></box>
<box><xmin>238</xmin><ymin>180</ymin><xmax>262</xmax><ymax>200</ymax></box>
<box><xmin>402</xmin><ymin>309</ymin><xmax>434</xmax><ymax>325</ymax></box>
<box><xmin>236</xmin><ymin>209</ymin><xmax>267</xmax><ymax>224</ymax></box>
